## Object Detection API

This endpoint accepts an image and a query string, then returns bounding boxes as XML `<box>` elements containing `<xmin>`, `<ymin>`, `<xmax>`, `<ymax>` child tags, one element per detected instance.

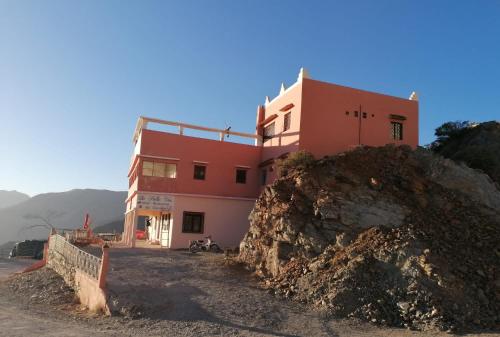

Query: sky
<box><xmin>1</xmin><ymin>1</ymin><xmax>499</xmax><ymax>196</ymax></box>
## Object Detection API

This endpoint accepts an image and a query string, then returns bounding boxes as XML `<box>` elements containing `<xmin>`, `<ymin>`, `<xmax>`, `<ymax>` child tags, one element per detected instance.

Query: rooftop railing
<box><xmin>133</xmin><ymin>116</ymin><xmax>259</xmax><ymax>144</ymax></box>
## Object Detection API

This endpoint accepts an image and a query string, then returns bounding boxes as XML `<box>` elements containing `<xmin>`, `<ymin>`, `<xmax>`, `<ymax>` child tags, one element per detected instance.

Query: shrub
<box><xmin>275</xmin><ymin>151</ymin><xmax>315</xmax><ymax>177</ymax></box>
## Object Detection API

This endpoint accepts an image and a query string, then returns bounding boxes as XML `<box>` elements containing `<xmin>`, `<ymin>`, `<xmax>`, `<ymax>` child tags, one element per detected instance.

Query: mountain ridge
<box><xmin>0</xmin><ymin>190</ymin><xmax>30</xmax><ymax>210</ymax></box>
<box><xmin>0</xmin><ymin>189</ymin><xmax>127</xmax><ymax>245</ymax></box>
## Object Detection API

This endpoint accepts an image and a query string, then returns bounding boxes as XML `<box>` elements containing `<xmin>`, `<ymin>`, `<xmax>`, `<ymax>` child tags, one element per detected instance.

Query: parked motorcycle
<box><xmin>189</xmin><ymin>236</ymin><xmax>222</xmax><ymax>253</ymax></box>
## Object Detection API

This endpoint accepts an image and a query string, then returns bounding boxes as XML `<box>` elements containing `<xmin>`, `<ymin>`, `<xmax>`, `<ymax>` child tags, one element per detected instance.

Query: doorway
<box><xmin>160</xmin><ymin>213</ymin><xmax>171</xmax><ymax>248</ymax></box>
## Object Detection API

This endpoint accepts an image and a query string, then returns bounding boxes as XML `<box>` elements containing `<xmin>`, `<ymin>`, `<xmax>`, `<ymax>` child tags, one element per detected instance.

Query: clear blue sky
<box><xmin>1</xmin><ymin>1</ymin><xmax>499</xmax><ymax>196</ymax></box>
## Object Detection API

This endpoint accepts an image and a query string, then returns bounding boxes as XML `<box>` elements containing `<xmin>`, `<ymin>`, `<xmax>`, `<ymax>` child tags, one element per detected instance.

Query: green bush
<box><xmin>275</xmin><ymin>151</ymin><xmax>315</xmax><ymax>177</ymax></box>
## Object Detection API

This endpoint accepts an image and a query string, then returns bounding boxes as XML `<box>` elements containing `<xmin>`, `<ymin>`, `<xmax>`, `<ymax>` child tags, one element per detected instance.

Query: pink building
<box><xmin>122</xmin><ymin>68</ymin><xmax>419</xmax><ymax>249</ymax></box>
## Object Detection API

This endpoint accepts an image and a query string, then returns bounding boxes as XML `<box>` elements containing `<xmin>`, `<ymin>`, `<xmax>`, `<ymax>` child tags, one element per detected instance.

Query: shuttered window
<box><xmin>391</xmin><ymin>122</ymin><xmax>403</xmax><ymax>140</ymax></box>
<box><xmin>283</xmin><ymin>112</ymin><xmax>291</xmax><ymax>131</ymax></box>
<box><xmin>142</xmin><ymin>161</ymin><xmax>154</xmax><ymax>176</ymax></box>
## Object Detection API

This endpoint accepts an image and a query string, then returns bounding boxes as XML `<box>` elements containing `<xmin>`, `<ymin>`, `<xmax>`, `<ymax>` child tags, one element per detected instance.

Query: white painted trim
<box><xmin>140</xmin><ymin>154</ymin><xmax>180</xmax><ymax>161</ymax></box>
<box><xmin>133</xmin><ymin>190</ymin><xmax>257</xmax><ymax>202</ymax></box>
<box><xmin>266</xmin><ymin>80</ymin><xmax>300</xmax><ymax>107</ymax></box>
<box><xmin>193</xmin><ymin>160</ymin><xmax>209</xmax><ymax>164</ymax></box>
<box><xmin>235</xmin><ymin>165</ymin><xmax>251</xmax><ymax>169</ymax></box>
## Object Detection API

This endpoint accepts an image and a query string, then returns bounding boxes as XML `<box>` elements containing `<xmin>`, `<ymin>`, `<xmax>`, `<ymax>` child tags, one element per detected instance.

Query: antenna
<box><xmin>224</xmin><ymin>122</ymin><xmax>231</xmax><ymax>138</ymax></box>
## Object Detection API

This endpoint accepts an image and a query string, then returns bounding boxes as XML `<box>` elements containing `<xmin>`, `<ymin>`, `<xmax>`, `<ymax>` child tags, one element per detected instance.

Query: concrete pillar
<box><xmin>98</xmin><ymin>244</ymin><xmax>109</xmax><ymax>289</ymax></box>
<box><xmin>255</xmin><ymin>105</ymin><xmax>265</xmax><ymax>146</ymax></box>
<box><xmin>121</xmin><ymin>213</ymin><xmax>130</xmax><ymax>245</ymax></box>
<box><xmin>42</xmin><ymin>242</ymin><xmax>49</xmax><ymax>265</ymax></box>
<box><xmin>122</xmin><ymin>211</ymin><xmax>138</xmax><ymax>247</ymax></box>
<box><xmin>131</xmin><ymin>211</ymin><xmax>138</xmax><ymax>248</ymax></box>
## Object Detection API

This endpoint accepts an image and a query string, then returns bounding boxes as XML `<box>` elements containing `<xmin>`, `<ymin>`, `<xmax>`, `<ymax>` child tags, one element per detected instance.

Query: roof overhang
<box><xmin>279</xmin><ymin>103</ymin><xmax>295</xmax><ymax>112</ymax></box>
<box><xmin>258</xmin><ymin>114</ymin><xmax>278</xmax><ymax>127</ymax></box>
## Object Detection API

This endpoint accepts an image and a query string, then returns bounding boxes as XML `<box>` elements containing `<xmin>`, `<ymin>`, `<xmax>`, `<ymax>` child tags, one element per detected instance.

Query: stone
<box><xmin>397</xmin><ymin>302</ymin><xmax>410</xmax><ymax>313</ymax></box>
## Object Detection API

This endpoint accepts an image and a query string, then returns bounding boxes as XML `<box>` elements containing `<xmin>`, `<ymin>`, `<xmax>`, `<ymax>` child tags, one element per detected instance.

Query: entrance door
<box><xmin>160</xmin><ymin>213</ymin><xmax>171</xmax><ymax>248</ymax></box>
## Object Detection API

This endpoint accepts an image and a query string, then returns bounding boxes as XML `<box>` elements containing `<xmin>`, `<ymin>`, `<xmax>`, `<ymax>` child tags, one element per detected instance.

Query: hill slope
<box><xmin>239</xmin><ymin>146</ymin><xmax>500</xmax><ymax>332</ymax></box>
<box><xmin>0</xmin><ymin>190</ymin><xmax>30</xmax><ymax>209</ymax></box>
<box><xmin>0</xmin><ymin>189</ymin><xmax>127</xmax><ymax>244</ymax></box>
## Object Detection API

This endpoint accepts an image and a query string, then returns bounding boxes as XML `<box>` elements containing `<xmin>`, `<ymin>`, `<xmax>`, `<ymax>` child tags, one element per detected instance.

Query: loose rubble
<box><xmin>3</xmin><ymin>267</ymin><xmax>76</xmax><ymax>307</ymax></box>
<box><xmin>239</xmin><ymin>145</ymin><xmax>500</xmax><ymax>332</ymax></box>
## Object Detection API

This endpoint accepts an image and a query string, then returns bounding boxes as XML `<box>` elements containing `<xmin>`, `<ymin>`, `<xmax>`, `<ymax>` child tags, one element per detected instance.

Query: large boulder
<box><xmin>239</xmin><ymin>145</ymin><xmax>500</xmax><ymax>332</ymax></box>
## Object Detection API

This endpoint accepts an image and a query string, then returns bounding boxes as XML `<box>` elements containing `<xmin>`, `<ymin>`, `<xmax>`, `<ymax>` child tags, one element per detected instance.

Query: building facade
<box><xmin>122</xmin><ymin>68</ymin><xmax>419</xmax><ymax>249</ymax></box>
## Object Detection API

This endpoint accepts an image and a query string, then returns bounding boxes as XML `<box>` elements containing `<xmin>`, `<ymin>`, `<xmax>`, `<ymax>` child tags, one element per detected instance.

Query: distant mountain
<box><xmin>93</xmin><ymin>219</ymin><xmax>124</xmax><ymax>233</ymax></box>
<box><xmin>0</xmin><ymin>190</ymin><xmax>30</xmax><ymax>209</ymax></box>
<box><xmin>0</xmin><ymin>189</ymin><xmax>127</xmax><ymax>245</ymax></box>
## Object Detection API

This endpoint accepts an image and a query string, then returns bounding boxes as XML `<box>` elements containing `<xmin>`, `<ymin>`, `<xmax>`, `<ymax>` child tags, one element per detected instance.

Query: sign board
<box><xmin>135</xmin><ymin>193</ymin><xmax>174</xmax><ymax>211</ymax></box>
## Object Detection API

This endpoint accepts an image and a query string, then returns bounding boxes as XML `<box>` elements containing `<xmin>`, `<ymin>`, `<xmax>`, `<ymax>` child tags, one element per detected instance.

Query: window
<box><xmin>182</xmin><ymin>212</ymin><xmax>204</xmax><ymax>233</ymax></box>
<box><xmin>263</xmin><ymin>122</ymin><xmax>275</xmax><ymax>141</ymax></box>
<box><xmin>142</xmin><ymin>161</ymin><xmax>154</xmax><ymax>176</ymax></box>
<box><xmin>260</xmin><ymin>168</ymin><xmax>267</xmax><ymax>186</ymax></box>
<box><xmin>345</xmin><ymin>111</ymin><xmax>350</xmax><ymax>116</ymax></box>
<box><xmin>391</xmin><ymin>122</ymin><xmax>404</xmax><ymax>140</ymax></box>
<box><xmin>153</xmin><ymin>162</ymin><xmax>166</xmax><ymax>177</ymax></box>
<box><xmin>354</xmin><ymin>111</ymin><xmax>359</xmax><ymax>117</ymax></box>
<box><xmin>143</xmin><ymin>161</ymin><xmax>177</xmax><ymax>178</ymax></box>
<box><xmin>165</xmin><ymin>163</ymin><xmax>177</xmax><ymax>178</ymax></box>
<box><xmin>362</xmin><ymin>112</ymin><xmax>367</xmax><ymax>119</ymax></box>
<box><xmin>283</xmin><ymin>112</ymin><xmax>291</xmax><ymax>131</ymax></box>
<box><xmin>236</xmin><ymin>169</ymin><xmax>247</xmax><ymax>184</ymax></box>
<box><xmin>194</xmin><ymin>165</ymin><xmax>206</xmax><ymax>180</ymax></box>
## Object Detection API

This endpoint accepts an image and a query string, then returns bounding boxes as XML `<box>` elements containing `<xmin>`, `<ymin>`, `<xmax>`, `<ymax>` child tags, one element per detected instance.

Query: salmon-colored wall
<box><xmin>261</xmin><ymin>82</ymin><xmax>303</xmax><ymax>162</ymax></box>
<box><xmin>136</xmin><ymin>129</ymin><xmax>262</xmax><ymax>198</ymax></box>
<box><xmin>123</xmin><ymin>73</ymin><xmax>420</xmax><ymax>250</ymax></box>
<box><xmin>299</xmin><ymin>79</ymin><xmax>419</xmax><ymax>158</ymax></box>
<box><xmin>169</xmin><ymin>195</ymin><xmax>255</xmax><ymax>249</ymax></box>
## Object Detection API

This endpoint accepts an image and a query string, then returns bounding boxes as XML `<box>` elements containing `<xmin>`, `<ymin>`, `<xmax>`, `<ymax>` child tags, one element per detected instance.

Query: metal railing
<box><xmin>49</xmin><ymin>234</ymin><xmax>102</xmax><ymax>280</ymax></box>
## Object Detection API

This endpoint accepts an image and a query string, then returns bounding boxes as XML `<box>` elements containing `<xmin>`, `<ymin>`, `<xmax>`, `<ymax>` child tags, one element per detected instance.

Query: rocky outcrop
<box><xmin>431</xmin><ymin>121</ymin><xmax>500</xmax><ymax>185</ymax></box>
<box><xmin>239</xmin><ymin>145</ymin><xmax>500</xmax><ymax>332</ymax></box>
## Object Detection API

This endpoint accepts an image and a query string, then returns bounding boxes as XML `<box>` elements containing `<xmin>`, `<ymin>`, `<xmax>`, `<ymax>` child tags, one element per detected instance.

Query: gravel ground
<box><xmin>0</xmin><ymin>250</ymin><xmax>499</xmax><ymax>337</ymax></box>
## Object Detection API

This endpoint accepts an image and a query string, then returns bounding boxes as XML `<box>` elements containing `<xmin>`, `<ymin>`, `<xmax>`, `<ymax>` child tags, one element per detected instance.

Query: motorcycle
<box><xmin>189</xmin><ymin>235</ymin><xmax>222</xmax><ymax>253</ymax></box>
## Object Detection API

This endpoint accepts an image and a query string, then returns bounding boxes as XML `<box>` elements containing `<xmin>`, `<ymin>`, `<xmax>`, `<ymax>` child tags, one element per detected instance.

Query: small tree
<box><xmin>19</xmin><ymin>210</ymin><xmax>64</xmax><ymax>236</ymax></box>
<box><xmin>430</xmin><ymin>120</ymin><xmax>475</xmax><ymax>150</ymax></box>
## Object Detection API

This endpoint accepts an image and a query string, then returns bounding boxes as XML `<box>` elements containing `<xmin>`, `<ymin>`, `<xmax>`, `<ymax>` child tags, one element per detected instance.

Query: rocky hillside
<box><xmin>239</xmin><ymin>146</ymin><xmax>500</xmax><ymax>332</ymax></box>
<box><xmin>431</xmin><ymin>121</ymin><xmax>500</xmax><ymax>184</ymax></box>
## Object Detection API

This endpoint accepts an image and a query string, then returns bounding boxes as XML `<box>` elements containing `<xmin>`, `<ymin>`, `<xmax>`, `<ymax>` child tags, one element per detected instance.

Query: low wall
<box><xmin>47</xmin><ymin>246</ymin><xmax>77</xmax><ymax>287</ymax></box>
<box><xmin>75</xmin><ymin>270</ymin><xmax>108</xmax><ymax>313</ymax></box>
<box><xmin>46</xmin><ymin>234</ymin><xmax>109</xmax><ymax>314</ymax></box>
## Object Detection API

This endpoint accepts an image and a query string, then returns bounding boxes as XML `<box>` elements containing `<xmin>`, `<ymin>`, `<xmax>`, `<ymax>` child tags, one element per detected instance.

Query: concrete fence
<box><xmin>49</xmin><ymin>234</ymin><xmax>102</xmax><ymax>279</ymax></box>
<box><xmin>47</xmin><ymin>233</ymin><xmax>109</xmax><ymax>313</ymax></box>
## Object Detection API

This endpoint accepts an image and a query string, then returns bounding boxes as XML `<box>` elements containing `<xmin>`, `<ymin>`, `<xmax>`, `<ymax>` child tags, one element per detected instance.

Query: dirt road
<box><xmin>0</xmin><ymin>251</ymin><xmax>499</xmax><ymax>337</ymax></box>
<box><xmin>102</xmin><ymin>249</ymin><xmax>500</xmax><ymax>337</ymax></box>
<box><xmin>0</xmin><ymin>258</ymin><xmax>36</xmax><ymax>281</ymax></box>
